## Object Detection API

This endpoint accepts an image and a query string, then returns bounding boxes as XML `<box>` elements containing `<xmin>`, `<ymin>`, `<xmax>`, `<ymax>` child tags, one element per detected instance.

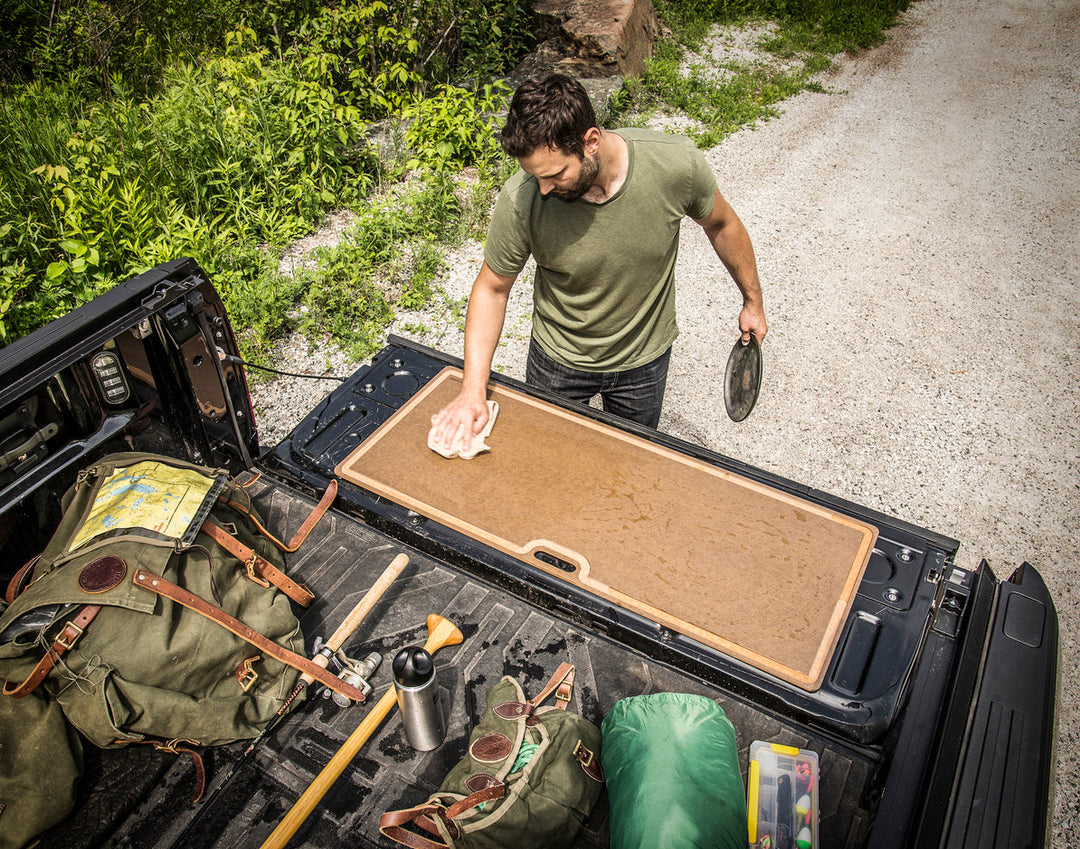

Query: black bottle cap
<box><xmin>392</xmin><ymin>647</ymin><xmax>434</xmax><ymax>687</ymax></box>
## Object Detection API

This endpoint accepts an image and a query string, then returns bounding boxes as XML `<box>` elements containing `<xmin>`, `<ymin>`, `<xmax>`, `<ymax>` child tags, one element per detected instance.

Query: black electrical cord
<box><xmin>221</xmin><ymin>353</ymin><xmax>346</xmax><ymax>382</ymax></box>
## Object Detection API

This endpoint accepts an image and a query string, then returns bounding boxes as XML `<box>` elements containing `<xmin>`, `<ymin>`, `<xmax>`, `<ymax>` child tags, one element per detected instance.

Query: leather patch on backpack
<box><xmin>465</xmin><ymin>773</ymin><xmax>502</xmax><ymax>794</ymax></box>
<box><xmin>470</xmin><ymin>733</ymin><xmax>512</xmax><ymax>763</ymax></box>
<box><xmin>493</xmin><ymin>701</ymin><xmax>527</xmax><ymax>720</ymax></box>
<box><xmin>78</xmin><ymin>555</ymin><xmax>127</xmax><ymax>593</ymax></box>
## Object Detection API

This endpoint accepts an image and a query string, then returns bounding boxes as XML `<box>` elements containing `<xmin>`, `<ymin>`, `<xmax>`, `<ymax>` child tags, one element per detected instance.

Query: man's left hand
<box><xmin>739</xmin><ymin>301</ymin><xmax>768</xmax><ymax>345</ymax></box>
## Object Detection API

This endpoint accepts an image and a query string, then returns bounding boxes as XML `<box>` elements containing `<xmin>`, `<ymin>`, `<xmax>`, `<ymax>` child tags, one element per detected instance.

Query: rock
<box><xmin>514</xmin><ymin>0</ymin><xmax>659</xmax><ymax>79</ymax></box>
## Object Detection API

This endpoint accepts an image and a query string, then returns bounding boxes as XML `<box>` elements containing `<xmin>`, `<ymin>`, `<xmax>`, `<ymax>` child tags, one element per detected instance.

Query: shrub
<box><xmin>401</xmin><ymin>82</ymin><xmax>509</xmax><ymax>173</ymax></box>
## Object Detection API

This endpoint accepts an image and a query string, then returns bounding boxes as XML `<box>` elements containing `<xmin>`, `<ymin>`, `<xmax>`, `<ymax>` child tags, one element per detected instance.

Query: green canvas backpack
<box><xmin>380</xmin><ymin>663</ymin><xmax>604</xmax><ymax>849</ymax></box>
<box><xmin>0</xmin><ymin>452</ymin><xmax>360</xmax><ymax>846</ymax></box>
<box><xmin>0</xmin><ymin>688</ymin><xmax>83</xmax><ymax>849</ymax></box>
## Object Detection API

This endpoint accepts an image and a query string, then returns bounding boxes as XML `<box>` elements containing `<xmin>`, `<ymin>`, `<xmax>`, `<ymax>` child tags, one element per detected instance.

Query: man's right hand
<box><xmin>428</xmin><ymin>390</ymin><xmax>491</xmax><ymax>456</ymax></box>
<box><xmin>428</xmin><ymin>260</ymin><xmax>516</xmax><ymax>455</ymax></box>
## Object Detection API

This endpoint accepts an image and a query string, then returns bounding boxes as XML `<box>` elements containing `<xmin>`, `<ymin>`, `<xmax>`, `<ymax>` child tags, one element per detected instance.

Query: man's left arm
<box><xmin>695</xmin><ymin>188</ymin><xmax>768</xmax><ymax>344</ymax></box>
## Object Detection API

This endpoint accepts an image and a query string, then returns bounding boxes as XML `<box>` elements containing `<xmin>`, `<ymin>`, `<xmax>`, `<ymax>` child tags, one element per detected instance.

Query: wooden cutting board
<box><xmin>335</xmin><ymin>368</ymin><xmax>877</xmax><ymax>690</ymax></box>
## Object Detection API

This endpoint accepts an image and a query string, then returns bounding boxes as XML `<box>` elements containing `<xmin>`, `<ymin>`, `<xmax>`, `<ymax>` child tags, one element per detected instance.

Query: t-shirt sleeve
<box><xmin>483</xmin><ymin>176</ymin><xmax>533</xmax><ymax>277</ymax></box>
<box><xmin>686</xmin><ymin>146</ymin><xmax>719</xmax><ymax>221</ymax></box>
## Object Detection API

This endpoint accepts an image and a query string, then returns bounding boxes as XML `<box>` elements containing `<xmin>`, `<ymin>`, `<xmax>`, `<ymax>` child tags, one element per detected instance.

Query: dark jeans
<box><xmin>525</xmin><ymin>337</ymin><xmax>671</xmax><ymax>429</ymax></box>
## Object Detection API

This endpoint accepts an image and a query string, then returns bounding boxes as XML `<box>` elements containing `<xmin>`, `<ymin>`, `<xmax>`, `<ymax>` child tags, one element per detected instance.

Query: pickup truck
<box><xmin>0</xmin><ymin>258</ymin><xmax>1058</xmax><ymax>848</ymax></box>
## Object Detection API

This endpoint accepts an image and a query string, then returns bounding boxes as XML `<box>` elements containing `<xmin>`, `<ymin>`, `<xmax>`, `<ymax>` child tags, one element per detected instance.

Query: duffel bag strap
<box><xmin>3</xmin><ymin>604</ymin><xmax>102</xmax><ymax>698</ymax></box>
<box><xmin>132</xmin><ymin>568</ymin><xmax>368</xmax><ymax>703</ymax></box>
<box><xmin>201</xmin><ymin>520</ymin><xmax>315</xmax><ymax>607</ymax></box>
<box><xmin>491</xmin><ymin>663</ymin><xmax>576</xmax><ymax>723</ymax></box>
<box><xmin>529</xmin><ymin>662</ymin><xmax>575</xmax><ymax>711</ymax></box>
<box><xmin>380</xmin><ymin>784</ymin><xmax>507</xmax><ymax>848</ymax></box>
<box><xmin>222</xmin><ymin>479</ymin><xmax>338</xmax><ymax>553</ymax></box>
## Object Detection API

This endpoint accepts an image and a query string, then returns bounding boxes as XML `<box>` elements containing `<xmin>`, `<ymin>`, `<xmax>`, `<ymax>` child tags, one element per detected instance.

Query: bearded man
<box><xmin>431</xmin><ymin>72</ymin><xmax>767</xmax><ymax>449</ymax></box>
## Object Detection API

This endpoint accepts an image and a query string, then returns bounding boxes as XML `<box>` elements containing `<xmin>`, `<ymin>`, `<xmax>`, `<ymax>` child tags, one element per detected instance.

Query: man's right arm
<box><xmin>428</xmin><ymin>261</ymin><xmax>517</xmax><ymax>452</ymax></box>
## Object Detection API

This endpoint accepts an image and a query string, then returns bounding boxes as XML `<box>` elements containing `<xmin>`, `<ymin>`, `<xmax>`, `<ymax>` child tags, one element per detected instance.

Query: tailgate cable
<box><xmin>218</xmin><ymin>352</ymin><xmax>346</xmax><ymax>382</ymax></box>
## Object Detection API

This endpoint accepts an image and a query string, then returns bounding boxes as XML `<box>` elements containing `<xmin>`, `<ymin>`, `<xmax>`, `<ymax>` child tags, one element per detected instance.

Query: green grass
<box><xmin>610</xmin><ymin>0</ymin><xmax>910</xmax><ymax>146</ymax></box>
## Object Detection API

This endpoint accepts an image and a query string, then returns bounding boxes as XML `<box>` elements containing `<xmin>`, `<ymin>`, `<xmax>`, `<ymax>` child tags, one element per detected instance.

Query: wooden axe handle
<box><xmin>259</xmin><ymin>615</ymin><xmax>464</xmax><ymax>849</ymax></box>
<box><xmin>299</xmin><ymin>553</ymin><xmax>409</xmax><ymax>687</ymax></box>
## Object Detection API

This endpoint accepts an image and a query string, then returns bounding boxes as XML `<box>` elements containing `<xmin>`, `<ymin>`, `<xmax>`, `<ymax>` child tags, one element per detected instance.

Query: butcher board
<box><xmin>335</xmin><ymin>368</ymin><xmax>878</xmax><ymax>690</ymax></box>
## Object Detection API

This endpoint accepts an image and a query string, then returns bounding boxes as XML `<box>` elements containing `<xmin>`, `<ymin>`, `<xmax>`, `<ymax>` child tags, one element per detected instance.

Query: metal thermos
<box><xmin>393</xmin><ymin>646</ymin><xmax>445</xmax><ymax>751</ymax></box>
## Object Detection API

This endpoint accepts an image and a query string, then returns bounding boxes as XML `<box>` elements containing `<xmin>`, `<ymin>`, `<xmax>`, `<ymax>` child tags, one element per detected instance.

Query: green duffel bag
<box><xmin>0</xmin><ymin>688</ymin><xmax>83</xmax><ymax>849</ymax></box>
<box><xmin>0</xmin><ymin>452</ymin><xmax>345</xmax><ymax>752</ymax></box>
<box><xmin>380</xmin><ymin>662</ymin><xmax>605</xmax><ymax>848</ymax></box>
<box><xmin>600</xmin><ymin>692</ymin><xmax>748</xmax><ymax>849</ymax></box>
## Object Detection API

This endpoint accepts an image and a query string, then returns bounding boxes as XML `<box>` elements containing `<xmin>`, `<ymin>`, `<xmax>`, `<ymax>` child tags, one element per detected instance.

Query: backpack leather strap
<box><xmin>5</xmin><ymin>555</ymin><xmax>38</xmax><ymax>603</ymax></box>
<box><xmin>379</xmin><ymin>805</ymin><xmax>449</xmax><ymax>849</ymax></box>
<box><xmin>491</xmin><ymin>663</ymin><xmax>577</xmax><ymax>724</ymax></box>
<box><xmin>3</xmin><ymin>604</ymin><xmax>102</xmax><ymax>698</ymax></box>
<box><xmin>222</xmin><ymin>479</ymin><xmax>338</xmax><ymax>553</ymax></box>
<box><xmin>201</xmin><ymin>521</ymin><xmax>314</xmax><ymax>607</ymax></box>
<box><xmin>128</xmin><ymin>738</ymin><xmax>207</xmax><ymax>803</ymax></box>
<box><xmin>529</xmin><ymin>662</ymin><xmax>575</xmax><ymax>711</ymax></box>
<box><xmin>379</xmin><ymin>814</ymin><xmax>447</xmax><ymax>849</ymax></box>
<box><xmin>380</xmin><ymin>784</ymin><xmax>507</xmax><ymax>848</ymax></box>
<box><xmin>132</xmin><ymin>568</ymin><xmax>367</xmax><ymax>703</ymax></box>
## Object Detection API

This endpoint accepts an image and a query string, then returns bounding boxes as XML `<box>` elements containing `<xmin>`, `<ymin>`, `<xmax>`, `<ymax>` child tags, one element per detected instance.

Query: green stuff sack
<box><xmin>0</xmin><ymin>688</ymin><xmax>83</xmax><ymax>849</ymax></box>
<box><xmin>600</xmin><ymin>693</ymin><xmax>747</xmax><ymax>849</ymax></box>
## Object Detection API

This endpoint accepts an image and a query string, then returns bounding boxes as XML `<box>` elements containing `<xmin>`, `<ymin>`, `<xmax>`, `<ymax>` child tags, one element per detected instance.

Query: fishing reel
<box><xmin>312</xmin><ymin>637</ymin><xmax>381</xmax><ymax>707</ymax></box>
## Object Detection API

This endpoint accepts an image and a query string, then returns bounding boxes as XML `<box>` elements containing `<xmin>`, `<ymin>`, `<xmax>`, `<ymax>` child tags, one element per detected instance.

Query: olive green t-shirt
<box><xmin>483</xmin><ymin>128</ymin><xmax>718</xmax><ymax>371</ymax></box>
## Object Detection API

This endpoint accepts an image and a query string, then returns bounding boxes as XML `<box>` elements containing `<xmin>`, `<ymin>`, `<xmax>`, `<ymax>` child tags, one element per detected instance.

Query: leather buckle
<box><xmin>244</xmin><ymin>555</ymin><xmax>271</xmax><ymax>588</ymax></box>
<box><xmin>236</xmin><ymin>656</ymin><xmax>260</xmax><ymax>692</ymax></box>
<box><xmin>572</xmin><ymin>739</ymin><xmax>594</xmax><ymax>768</ymax></box>
<box><xmin>55</xmin><ymin>622</ymin><xmax>84</xmax><ymax>651</ymax></box>
<box><xmin>556</xmin><ymin>680</ymin><xmax>573</xmax><ymax>704</ymax></box>
<box><xmin>155</xmin><ymin>737</ymin><xmax>199</xmax><ymax>754</ymax></box>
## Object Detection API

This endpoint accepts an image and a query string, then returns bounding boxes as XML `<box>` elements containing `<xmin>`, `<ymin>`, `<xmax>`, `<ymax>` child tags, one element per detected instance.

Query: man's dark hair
<box><xmin>500</xmin><ymin>73</ymin><xmax>597</xmax><ymax>159</ymax></box>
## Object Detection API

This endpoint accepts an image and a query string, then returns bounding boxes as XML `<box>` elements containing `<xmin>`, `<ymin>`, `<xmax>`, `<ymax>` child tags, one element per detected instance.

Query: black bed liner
<box><xmin>43</xmin><ymin>475</ymin><xmax>877</xmax><ymax>849</ymax></box>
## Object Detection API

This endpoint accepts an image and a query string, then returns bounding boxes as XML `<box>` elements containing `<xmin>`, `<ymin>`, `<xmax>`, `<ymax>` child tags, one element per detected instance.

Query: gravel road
<box><xmin>251</xmin><ymin>0</ymin><xmax>1079</xmax><ymax>841</ymax></box>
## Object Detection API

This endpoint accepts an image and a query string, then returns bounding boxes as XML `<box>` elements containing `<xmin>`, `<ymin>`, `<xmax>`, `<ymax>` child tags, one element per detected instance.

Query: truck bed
<box><xmin>0</xmin><ymin>260</ymin><xmax>1055</xmax><ymax>849</ymax></box>
<box><xmin>38</xmin><ymin>473</ymin><xmax>876</xmax><ymax>848</ymax></box>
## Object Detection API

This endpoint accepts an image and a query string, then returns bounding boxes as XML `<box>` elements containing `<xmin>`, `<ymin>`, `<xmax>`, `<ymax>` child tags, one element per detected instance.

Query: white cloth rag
<box><xmin>427</xmin><ymin>401</ymin><xmax>499</xmax><ymax>459</ymax></box>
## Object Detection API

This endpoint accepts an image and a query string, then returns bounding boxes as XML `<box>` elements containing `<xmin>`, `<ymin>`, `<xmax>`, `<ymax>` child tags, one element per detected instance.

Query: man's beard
<box><xmin>552</xmin><ymin>153</ymin><xmax>600</xmax><ymax>201</ymax></box>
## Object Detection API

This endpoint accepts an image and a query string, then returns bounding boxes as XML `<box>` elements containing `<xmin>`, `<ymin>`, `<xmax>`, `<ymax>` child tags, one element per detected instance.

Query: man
<box><xmin>430</xmin><ymin>72</ymin><xmax>767</xmax><ymax>452</ymax></box>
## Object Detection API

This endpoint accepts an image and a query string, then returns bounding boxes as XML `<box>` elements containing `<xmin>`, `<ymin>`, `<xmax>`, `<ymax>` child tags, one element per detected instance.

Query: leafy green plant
<box><xmin>400</xmin><ymin>242</ymin><xmax>444</xmax><ymax>310</ymax></box>
<box><xmin>452</xmin><ymin>0</ymin><xmax>536</xmax><ymax>79</ymax></box>
<box><xmin>369</xmin><ymin>0</ymin><xmax>537</xmax><ymax>83</ymax></box>
<box><xmin>0</xmin><ymin>17</ymin><xmax>387</xmax><ymax>347</ymax></box>
<box><xmin>288</xmin><ymin>1</ymin><xmax>422</xmax><ymax>117</ymax></box>
<box><xmin>295</xmin><ymin>240</ymin><xmax>396</xmax><ymax>360</ymax></box>
<box><xmin>3</xmin><ymin>0</ymin><xmax>323</xmax><ymax>95</ymax></box>
<box><xmin>0</xmin><ymin>0</ymin><xmax>911</xmax><ymax>357</ymax></box>
<box><xmin>285</xmin><ymin>169</ymin><xmax>496</xmax><ymax>357</ymax></box>
<box><xmin>401</xmin><ymin>82</ymin><xmax>509</xmax><ymax>173</ymax></box>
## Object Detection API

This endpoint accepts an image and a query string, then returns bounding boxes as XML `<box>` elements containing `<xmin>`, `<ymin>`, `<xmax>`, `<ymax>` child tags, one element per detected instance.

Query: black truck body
<box><xmin>0</xmin><ymin>258</ymin><xmax>1058</xmax><ymax>848</ymax></box>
